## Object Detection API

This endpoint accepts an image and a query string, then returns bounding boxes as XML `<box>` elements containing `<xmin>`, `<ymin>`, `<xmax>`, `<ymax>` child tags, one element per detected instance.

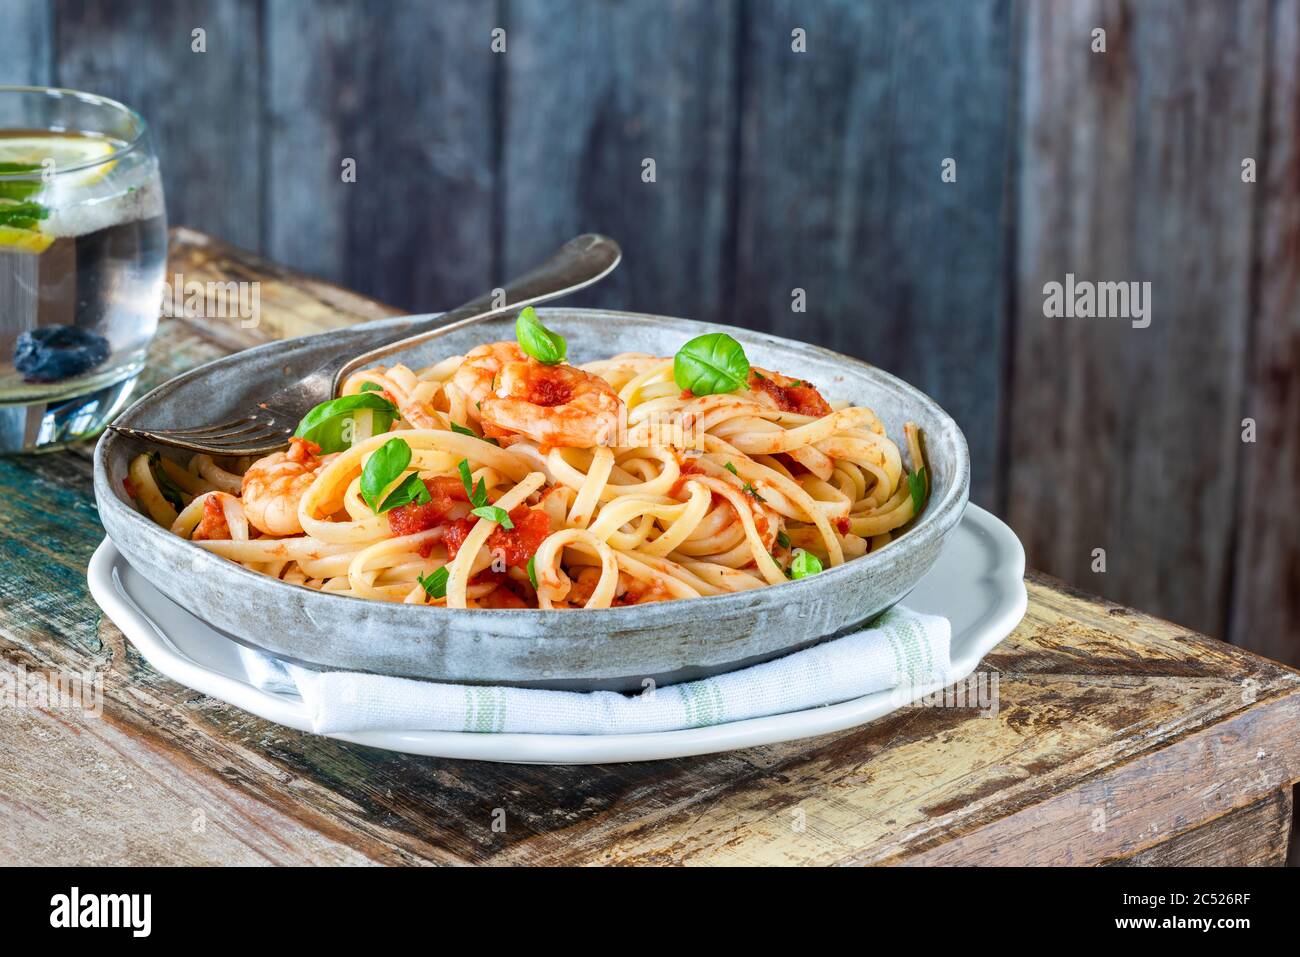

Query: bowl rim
<box><xmin>95</xmin><ymin>307</ymin><xmax>971</xmax><ymax>621</ymax></box>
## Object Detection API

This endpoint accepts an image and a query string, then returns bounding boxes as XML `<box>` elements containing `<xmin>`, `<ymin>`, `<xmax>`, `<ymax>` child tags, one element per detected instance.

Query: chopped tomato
<box><xmin>193</xmin><ymin>495</ymin><xmax>232</xmax><ymax>541</ymax></box>
<box><xmin>749</xmin><ymin>371</ymin><xmax>832</xmax><ymax>417</ymax></box>
<box><xmin>442</xmin><ymin>517</ymin><xmax>476</xmax><ymax>559</ymax></box>
<box><xmin>834</xmin><ymin>516</ymin><xmax>852</xmax><ymax>535</ymax></box>
<box><xmin>387</xmin><ymin>476</ymin><xmax>470</xmax><ymax>538</ymax></box>
<box><xmin>493</xmin><ymin>507</ymin><xmax>551</xmax><ymax>568</ymax></box>
<box><xmin>443</xmin><ymin>506</ymin><xmax>550</xmax><ymax>570</ymax></box>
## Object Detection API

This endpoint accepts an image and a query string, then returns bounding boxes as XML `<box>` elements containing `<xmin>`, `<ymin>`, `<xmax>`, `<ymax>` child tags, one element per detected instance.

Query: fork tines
<box><xmin>108</xmin><ymin>414</ymin><xmax>294</xmax><ymax>456</ymax></box>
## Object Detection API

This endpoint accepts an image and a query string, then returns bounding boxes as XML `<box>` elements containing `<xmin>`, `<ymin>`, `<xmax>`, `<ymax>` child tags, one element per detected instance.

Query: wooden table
<box><xmin>2</xmin><ymin>228</ymin><xmax>1297</xmax><ymax>866</ymax></box>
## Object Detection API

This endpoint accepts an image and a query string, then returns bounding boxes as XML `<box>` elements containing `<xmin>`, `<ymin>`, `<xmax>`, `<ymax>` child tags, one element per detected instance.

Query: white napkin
<box><xmin>236</xmin><ymin>605</ymin><xmax>951</xmax><ymax>736</ymax></box>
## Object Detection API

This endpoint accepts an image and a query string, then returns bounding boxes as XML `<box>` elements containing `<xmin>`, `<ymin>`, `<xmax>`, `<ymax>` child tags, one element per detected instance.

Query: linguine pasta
<box><xmin>125</xmin><ymin>317</ymin><xmax>928</xmax><ymax>610</ymax></box>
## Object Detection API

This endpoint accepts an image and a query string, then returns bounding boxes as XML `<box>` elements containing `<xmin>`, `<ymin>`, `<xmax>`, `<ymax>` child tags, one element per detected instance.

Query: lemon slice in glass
<box><xmin>0</xmin><ymin>224</ymin><xmax>54</xmax><ymax>253</ymax></box>
<box><xmin>0</xmin><ymin>134</ymin><xmax>117</xmax><ymax>253</ymax></box>
<box><xmin>0</xmin><ymin>134</ymin><xmax>118</xmax><ymax>186</ymax></box>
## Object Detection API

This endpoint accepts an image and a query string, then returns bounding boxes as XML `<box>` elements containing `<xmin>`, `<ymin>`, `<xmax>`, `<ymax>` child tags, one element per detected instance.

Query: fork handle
<box><xmin>328</xmin><ymin>234</ymin><xmax>622</xmax><ymax>395</ymax></box>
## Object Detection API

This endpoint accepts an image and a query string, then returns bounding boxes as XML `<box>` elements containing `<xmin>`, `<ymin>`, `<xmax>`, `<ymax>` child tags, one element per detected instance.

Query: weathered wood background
<box><xmin>2</xmin><ymin>0</ymin><xmax>1296</xmax><ymax>664</ymax></box>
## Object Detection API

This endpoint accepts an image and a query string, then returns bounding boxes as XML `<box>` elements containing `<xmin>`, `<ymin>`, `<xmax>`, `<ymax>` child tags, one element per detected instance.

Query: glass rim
<box><xmin>0</xmin><ymin>85</ymin><xmax>149</xmax><ymax>180</ymax></box>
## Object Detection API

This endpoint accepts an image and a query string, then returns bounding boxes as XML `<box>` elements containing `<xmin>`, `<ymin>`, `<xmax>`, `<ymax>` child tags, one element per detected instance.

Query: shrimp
<box><xmin>241</xmin><ymin>437</ymin><xmax>331</xmax><ymax>536</ymax></box>
<box><xmin>451</xmin><ymin>341</ymin><xmax>526</xmax><ymax>406</ymax></box>
<box><xmin>192</xmin><ymin>492</ymin><xmax>234</xmax><ymax>541</ymax></box>
<box><xmin>481</xmin><ymin>356</ymin><xmax>624</xmax><ymax>448</ymax></box>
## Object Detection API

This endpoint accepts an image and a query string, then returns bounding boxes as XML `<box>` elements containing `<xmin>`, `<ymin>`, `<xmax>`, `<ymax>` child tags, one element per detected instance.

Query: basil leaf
<box><xmin>147</xmin><ymin>453</ymin><xmax>186</xmax><ymax>509</ymax></box>
<box><xmin>418</xmin><ymin>566</ymin><xmax>449</xmax><ymax>599</ymax></box>
<box><xmin>359</xmin><ymin>381</ymin><xmax>384</xmax><ymax>392</ymax></box>
<box><xmin>742</xmin><ymin>481</ymin><xmax>766</xmax><ymax>503</ymax></box>
<box><xmin>294</xmin><ymin>393</ymin><xmax>397</xmax><ymax>453</ymax></box>
<box><xmin>776</xmin><ymin>530</ymin><xmax>791</xmax><ymax>549</ymax></box>
<box><xmin>724</xmin><ymin>462</ymin><xmax>738</xmax><ymax>475</ymax></box>
<box><xmin>471</xmin><ymin>504</ymin><xmax>514</xmax><ymax>529</ymax></box>
<box><xmin>673</xmin><ymin>332</ymin><xmax>750</xmax><ymax>396</ymax></box>
<box><xmin>527</xmin><ymin>555</ymin><xmax>539</xmax><ymax>589</ymax></box>
<box><xmin>790</xmin><ymin>549</ymin><xmax>823</xmax><ymax>579</ymax></box>
<box><xmin>458</xmin><ymin>458</ymin><xmax>481</xmax><ymax>504</ymax></box>
<box><xmin>450</xmin><ymin>421</ymin><xmax>499</xmax><ymax>445</ymax></box>
<box><xmin>378</xmin><ymin>472</ymin><xmax>432</xmax><ymax>513</ymax></box>
<box><xmin>907</xmin><ymin>467</ymin><xmax>927</xmax><ymax>515</ymax></box>
<box><xmin>361</xmin><ymin>438</ymin><xmax>412</xmax><ymax>511</ymax></box>
<box><xmin>515</xmin><ymin>306</ymin><xmax>566</xmax><ymax>365</ymax></box>
<box><xmin>456</xmin><ymin>458</ymin><xmax>492</xmax><ymax>508</ymax></box>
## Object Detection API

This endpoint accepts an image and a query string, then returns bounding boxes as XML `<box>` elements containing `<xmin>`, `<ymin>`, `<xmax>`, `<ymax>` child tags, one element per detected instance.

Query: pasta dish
<box><xmin>124</xmin><ymin>310</ymin><xmax>928</xmax><ymax>609</ymax></box>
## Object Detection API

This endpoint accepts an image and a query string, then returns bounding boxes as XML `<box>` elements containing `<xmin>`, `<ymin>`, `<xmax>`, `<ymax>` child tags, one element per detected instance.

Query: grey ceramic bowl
<box><xmin>94</xmin><ymin>309</ymin><xmax>970</xmax><ymax>691</ymax></box>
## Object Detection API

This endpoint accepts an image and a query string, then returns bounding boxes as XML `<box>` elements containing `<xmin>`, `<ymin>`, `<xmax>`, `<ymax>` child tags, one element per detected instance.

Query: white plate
<box><xmin>88</xmin><ymin>504</ymin><xmax>1026</xmax><ymax>764</ymax></box>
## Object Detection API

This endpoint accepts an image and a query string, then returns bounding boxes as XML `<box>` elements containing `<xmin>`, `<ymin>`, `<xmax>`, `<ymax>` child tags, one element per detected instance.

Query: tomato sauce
<box><xmin>749</xmin><ymin>372</ymin><xmax>832</xmax><ymax>417</ymax></box>
<box><xmin>525</xmin><ymin>373</ymin><xmax>573</xmax><ymax>407</ymax></box>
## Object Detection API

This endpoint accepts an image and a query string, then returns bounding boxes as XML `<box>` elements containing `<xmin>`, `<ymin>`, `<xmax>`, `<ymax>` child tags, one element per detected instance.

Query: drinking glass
<box><xmin>0</xmin><ymin>86</ymin><xmax>167</xmax><ymax>452</ymax></box>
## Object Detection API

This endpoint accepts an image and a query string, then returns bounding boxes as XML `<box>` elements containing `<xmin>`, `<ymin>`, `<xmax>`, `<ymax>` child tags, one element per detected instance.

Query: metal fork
<box><xmin>108</xmin><ymin>234</ymin><xmax>622</xmax><ymax>456</ymax></box>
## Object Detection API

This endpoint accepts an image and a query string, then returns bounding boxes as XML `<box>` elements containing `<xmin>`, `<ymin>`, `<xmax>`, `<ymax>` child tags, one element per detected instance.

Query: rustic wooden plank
<box><xmin>1230</xmin><ymin>0</ymin><xmax>1300</xmax><ymax>667</ymax></box>
<box><xmin>165</xmin><ymin>227</ymin><xmax>405</xmax><ymax>348</ymax></box>
<box><xmin>1008</xmin><ymin>0</ymin><xmax>1266</xmax><ymax>640</ymax></box>
<box><xmin>499</xmin><ymin>0</ymin><xmax>737</xmax><ymax>323</ymax></box>
<box><xmin>505</xmin><ymin>575</ymin><xmax>1300</xmax><ymax>866</ymax></box>
<box><xmin>0</xmin><ymin>681</ymin><xmax>376</xmax><ymax>866</ymax></box>
<box><xmin>732</xmin><ymin>0</ymin><xmax>1015</xmax><ymax>507</ymax></box>
<box><xmin>3</xmin><ymin>232</ymin><xmax>1297</xmax><ymax>866</ymax></box>
<box><xmin>263</xmin><ymin>0</ymin><xmax>495</xmax><ymax>312</ymax></box>
<box><xmin>0</xmin><ymin>0</ymin><xmax>53</xmax><ymax>85</ymax></box>
<box><xmin>53</xmin><ymin>0</ymin><xmax>264</xmax><ymax>250</ymax></box>
<box><xmin>1107</xmin><ymin>788</ymin><xmax>1292</xmax><ymax>867</ymax></box>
